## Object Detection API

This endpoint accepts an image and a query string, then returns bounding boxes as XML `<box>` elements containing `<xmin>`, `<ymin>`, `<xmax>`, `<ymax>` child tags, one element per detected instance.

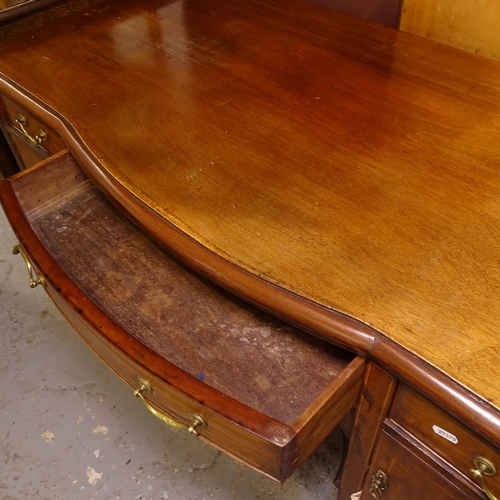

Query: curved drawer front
<box><xmin>0</xmin><ymin>150</ymin><xmax>365</xmax><ymax>482</ymax></box>
<box><xmin>44</xmin><ymin>278</ymin><xmax>289</xmax><ymax>479</ymax></box>
<box><xmin>391</xmin><ymin>385</ymin><xmax>500</xmax><ymax>496</ymax></box>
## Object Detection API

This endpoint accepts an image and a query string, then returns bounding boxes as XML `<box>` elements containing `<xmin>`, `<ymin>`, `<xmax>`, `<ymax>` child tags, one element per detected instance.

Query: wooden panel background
<box><xmin>308</xmin><ymin>0</ymin><xmax>402</xmax><ymax>28</ymax></box>
<box><xmin>0</xmin><ymin>0</ymin><xmax>27</xmax><ymax>8</ymax></box>
<box><xmin>400</xmin><ymin>0</ymin><xmax>500</xmax><ymax>61</ymax></box>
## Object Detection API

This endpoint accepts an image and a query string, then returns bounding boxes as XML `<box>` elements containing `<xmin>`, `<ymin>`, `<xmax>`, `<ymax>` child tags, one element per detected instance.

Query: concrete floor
<box><xmin>0</xmin><ymin>206</ymin><xmax>342</xmax><ymax>500</ymax></box>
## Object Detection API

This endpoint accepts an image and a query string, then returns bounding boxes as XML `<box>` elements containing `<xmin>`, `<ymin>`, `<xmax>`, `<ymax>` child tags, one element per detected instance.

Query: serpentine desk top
<box><xmin>1</xmin><ymin>0</ymin><xmax>500</xmax><ymax>435</ymax></box>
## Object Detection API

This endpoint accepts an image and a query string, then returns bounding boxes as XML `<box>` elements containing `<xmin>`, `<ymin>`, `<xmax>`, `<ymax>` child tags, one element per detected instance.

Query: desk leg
<box><xmin>338</xmin><ymin>362</ymin><xmax>398</xmax><ymax>500</ymax></box>
<box><xmin>0</xmin><ymin>127</ymin><xmax>18</xmax><ymax>179</ymax></box>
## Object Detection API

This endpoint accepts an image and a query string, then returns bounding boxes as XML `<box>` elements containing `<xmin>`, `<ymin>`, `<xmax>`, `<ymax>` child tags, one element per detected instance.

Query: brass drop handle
<box><xmin>134</xmin><ymin>377</ymin><xmax>184</xmax><ymax>430</ymax></box>
<box><xmin>12</xmin><ymin>244</ymin><xmax>44</xmax><ymax>288</ymax></box>
<box><xmin>471</xmin><ymin>456</ymin><xmax>499</xmax><ymax>500</ymax></box>
<box><xmin>15</xmin><ymin>113</ymin><xmax>47</xmax><ymax>146</ymax></box>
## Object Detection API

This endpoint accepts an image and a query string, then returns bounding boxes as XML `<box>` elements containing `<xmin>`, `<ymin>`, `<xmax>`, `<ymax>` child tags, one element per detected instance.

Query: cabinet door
<box><xmin>363</xmin><ymin>422</ymin><xmax>483</xmax><ymax>500</ymax></box>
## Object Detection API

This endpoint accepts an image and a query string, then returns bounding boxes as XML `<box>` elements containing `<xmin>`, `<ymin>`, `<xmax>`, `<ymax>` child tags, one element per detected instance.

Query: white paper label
<box><xmin>433</xmin><ymin>425</ymin><xmax>458</xmax><ymax>444</ymax></box>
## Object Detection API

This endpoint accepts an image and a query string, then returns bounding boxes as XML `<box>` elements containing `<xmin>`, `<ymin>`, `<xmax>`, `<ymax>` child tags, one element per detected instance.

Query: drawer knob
<box><xmin>12</xmin><ymin>244</ymin><xmax>44</xmax><ymax>288</ymax></box>
<box><xmin>188</xmin><ymin>413</ymin><xmax>207</xmax><ymax>437</ymax></box>
<box><xmin>15</xmin><ymin>113</ymin><xmax>47</xmax><ymax>146</ymax></box>
<box><xmin>369</xmin><ymin>468</ymin><xmax>388</xmax><ymax>499</ymax></box>
<box><xmin>471</xmin><ymin>456</ymin><xmax>498</xmax><ymax>500</ymax></box>
<box><xmin>133</xmin><ymin>377</ymin><xmax>184</xmax><ymax>430</ymax></box>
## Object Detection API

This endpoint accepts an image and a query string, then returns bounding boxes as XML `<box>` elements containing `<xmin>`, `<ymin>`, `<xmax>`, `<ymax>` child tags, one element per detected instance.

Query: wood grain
<box><xmin>1</xmin><ymin>0</ymin><xmax>500</xmax><ymax>461</ymax></box>
<box><xmin>289</xmin><ymin>356</ymin><xmax>365</xmax><ymax>473</ymax></box>
<box><xmin>400</xmin><ymin>0</ymin><xmax>500</xmax><ymax>61</ymax></box>
<box><xmin>338</xmin><ymin>363</ymin><xmax>398</xmax><ymax>500</ymax></box>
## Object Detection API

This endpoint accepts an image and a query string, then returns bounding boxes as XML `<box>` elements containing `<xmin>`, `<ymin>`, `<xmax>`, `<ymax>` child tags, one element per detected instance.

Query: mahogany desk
<box><xmin>1</xmin><ymin>1</ymin><xmax>500</xmax><ymax>498</ymax></box>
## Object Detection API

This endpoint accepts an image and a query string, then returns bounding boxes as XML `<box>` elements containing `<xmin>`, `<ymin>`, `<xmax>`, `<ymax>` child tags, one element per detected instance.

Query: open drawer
<box><xmin>0</xmin><ymin>150</ymin><xmax>365</xmax><ymax>482</ymax></box>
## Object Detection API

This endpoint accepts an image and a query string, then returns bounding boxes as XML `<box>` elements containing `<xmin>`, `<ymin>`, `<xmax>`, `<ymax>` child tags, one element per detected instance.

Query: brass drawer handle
<box><xmin>12</xmin><ymin>244</ymin><xmax>44</xmax><ymax>288</ymax></box>
<box><xmin>133</xmin><ymin>378</ymin><xmax>208</xmax><ymax>436</ymax></box>
<box><xmin>133</xmin><ymin>377</ymin><xmax>184</xmax><ymax>430</ymax></box>
<box><xmin>471</xmin><ymin>456</ymin><xmax>499</xmax><ymax>500</ymax></box>
<box><xmin>15</xmin><ymin>113</ymin><xmax>47</xmax><ymax>146</ymax></box>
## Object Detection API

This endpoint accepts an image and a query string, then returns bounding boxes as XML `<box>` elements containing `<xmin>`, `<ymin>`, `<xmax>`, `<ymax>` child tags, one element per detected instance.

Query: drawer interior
<box><xmin>6</xmin><ymin>151</ymin><xmax>364</xmax><ymax>480</ymax></box>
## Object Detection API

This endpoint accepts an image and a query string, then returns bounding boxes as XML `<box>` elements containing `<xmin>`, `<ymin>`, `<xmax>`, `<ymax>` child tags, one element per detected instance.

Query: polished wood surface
<box><xmin>1</xmin><ymin>0</ymin><xmax>500</xmax><ymax>452</ymax></box>
<box><xmin>400</xmin><ymin>0</ymin><xmax>500</xmax><ymax>61</ymax></box>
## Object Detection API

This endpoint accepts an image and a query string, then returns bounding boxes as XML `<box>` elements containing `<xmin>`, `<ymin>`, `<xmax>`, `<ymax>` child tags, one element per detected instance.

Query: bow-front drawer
<box><xmin>0</xmin><ymin>93</ymin><xmax>65</xmax><ymax>169</ymax></box>
<box><xmin>0</xmin><ymin>151</ymin><xmax>365</xmax><ymax>482</ymax></box>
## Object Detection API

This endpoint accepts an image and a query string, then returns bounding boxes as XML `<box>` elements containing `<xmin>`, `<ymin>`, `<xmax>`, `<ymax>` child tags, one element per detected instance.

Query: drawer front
<box><xmin>6</xmin><ymin>234</ymin><xmax>352</xmax><ymax>482</ymax></box>
<box><xmin>36</xmin><ymin>265</ymin><xmax>363</xmax><ymax>481</ymax></box>
<box><xmin>41</xmin><ymin>275</ymin><xmax>289</xmax><ymax>480</ymax></box>
<box><xmin>391</xmin><ymin>385</ymin><xmax>500</xmax><ymax>495</ymax></box>
<box><xmin>0</xmin><ymin>93</ymin><xmax>65</xmax><ymax>162</ymax></box>
<box><xmin>9</xmin><ymin>238</ymin><xmax>289</xmax><ymax>478</ymax></box>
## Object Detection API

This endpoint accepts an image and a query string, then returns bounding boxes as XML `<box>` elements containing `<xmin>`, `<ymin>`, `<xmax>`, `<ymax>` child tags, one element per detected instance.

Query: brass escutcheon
<box><xmin>369</xmin><ymin>468</ymin><xmax>388</xmax><ymax>499</ymax></box>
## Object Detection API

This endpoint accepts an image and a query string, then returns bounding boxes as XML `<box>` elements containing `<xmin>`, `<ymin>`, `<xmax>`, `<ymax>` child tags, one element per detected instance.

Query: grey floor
<box><xmin>0</xmin><ymin>206</ymin><xmax>341</xmax><ymax>500</ymax></box>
